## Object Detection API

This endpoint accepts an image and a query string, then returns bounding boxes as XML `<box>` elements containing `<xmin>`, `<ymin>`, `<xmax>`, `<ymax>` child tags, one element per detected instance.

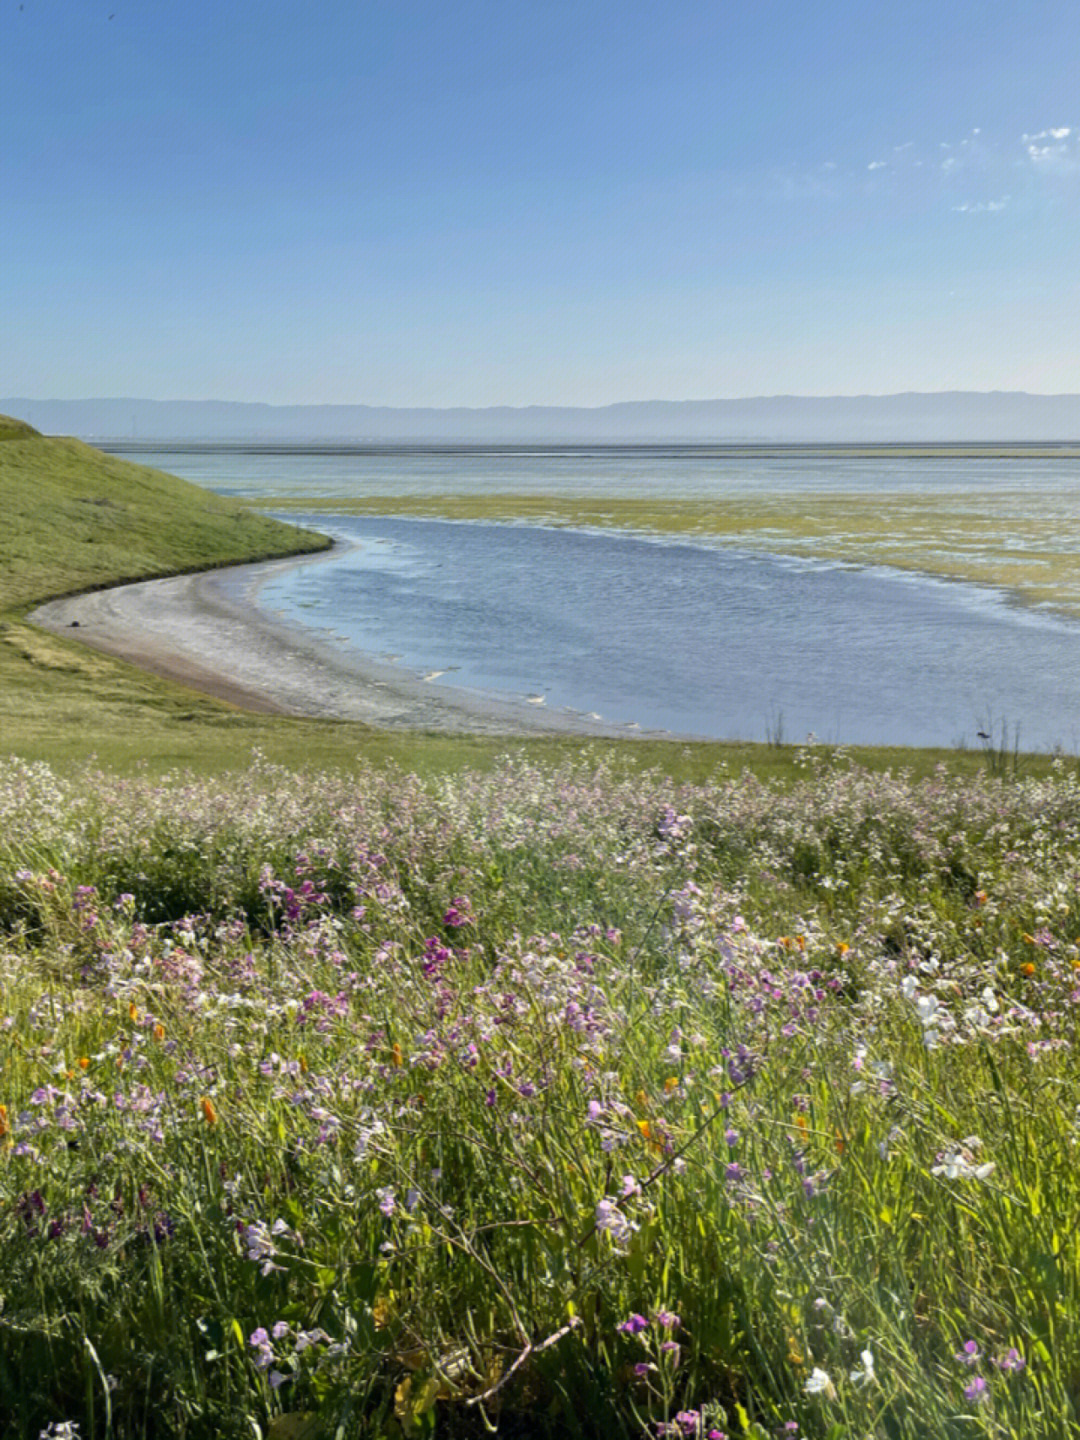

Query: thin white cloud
<box><xmin>952</xmin><ymin>198</ymin><xmax>1009</xmax><ymax>213</ymax></box>
<box><xmin>1022</xmin><ymin>127</ymin><xmax>1072</xmax><ymax>142</ymax></box>
<box><xmin>1022</xmin><ymin>127</ymin><xmax>1078</xmax><ymax>172</ymax></box>
<box><xmin>795</xmin><ymin>125</ymin><xmax>1077</xmax><ymax>207</ymax></box>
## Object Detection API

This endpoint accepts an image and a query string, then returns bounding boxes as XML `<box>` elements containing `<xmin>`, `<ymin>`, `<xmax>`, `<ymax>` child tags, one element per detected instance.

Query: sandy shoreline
<box><xmin>29</xmin><ymin>548</ymin><xmax>670</xmax><ymax>740</ymax></box>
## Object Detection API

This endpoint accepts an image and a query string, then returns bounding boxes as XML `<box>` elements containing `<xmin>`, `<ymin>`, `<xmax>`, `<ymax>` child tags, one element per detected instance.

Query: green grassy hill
<box><xmin>0</xmin><ymin>417</ymin><xmax>355</xmax><ymax>768</ymax></box>
<box><xmin>0</xmin><ymin>418</ymin><xmax>330</xmax><ymax>613</ymax></box>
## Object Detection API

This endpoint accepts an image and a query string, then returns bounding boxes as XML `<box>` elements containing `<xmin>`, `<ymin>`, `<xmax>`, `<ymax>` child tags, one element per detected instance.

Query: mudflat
<box><xmin>29</xmin><ymin>550</ymin><xmax>658</xmax><ymax>740</ymax></box>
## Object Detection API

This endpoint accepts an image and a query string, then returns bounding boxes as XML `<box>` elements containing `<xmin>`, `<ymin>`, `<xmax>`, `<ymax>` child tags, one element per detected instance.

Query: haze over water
<box><xmin>113</xmin><ymin>441</ymin><xmax>1080</xmax><ymax>503</ymax></box>
<box><xmin>109</xmin><ymin>444</ymin><xmax>1080</xmax><ymax>751</ymax></box>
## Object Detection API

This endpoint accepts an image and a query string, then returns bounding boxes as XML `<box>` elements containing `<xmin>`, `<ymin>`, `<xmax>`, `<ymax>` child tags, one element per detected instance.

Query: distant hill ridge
<box><xmin>5</xmin><ymin>392</ymin><xmax>1080</xmax><ymax>443</ymax></box>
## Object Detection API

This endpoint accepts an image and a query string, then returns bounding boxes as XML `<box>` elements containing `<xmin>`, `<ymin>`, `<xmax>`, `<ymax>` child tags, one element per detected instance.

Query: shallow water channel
<box><xmin>256</xmin><ymin>515</ymin><xmax>1080</xmax><ymax>751</ymax></box>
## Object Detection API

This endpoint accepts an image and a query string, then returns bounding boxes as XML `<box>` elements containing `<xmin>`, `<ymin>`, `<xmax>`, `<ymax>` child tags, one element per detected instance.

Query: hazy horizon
<box><xmin>7</xmin><ymin>391</ymin><xmax>1080</xmax><ymax>444</ymax></box>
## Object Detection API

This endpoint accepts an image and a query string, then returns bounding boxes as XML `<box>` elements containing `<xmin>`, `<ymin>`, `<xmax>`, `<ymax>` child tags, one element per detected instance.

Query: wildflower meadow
<box><xmin>3</xmin><ymin>748</ymin><xmax>1080</xmax><ymax>1439</ymax></box>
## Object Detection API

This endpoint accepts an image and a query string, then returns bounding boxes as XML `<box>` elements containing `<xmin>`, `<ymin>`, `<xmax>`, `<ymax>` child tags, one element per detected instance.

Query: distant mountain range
<box><xmin>5</xmin><ymin>392</ymin><xmax>1080</xmax><ymax>443</ymax></box>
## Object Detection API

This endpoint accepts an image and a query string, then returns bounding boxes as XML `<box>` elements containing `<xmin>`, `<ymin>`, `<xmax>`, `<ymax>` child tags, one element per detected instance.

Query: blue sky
<box><xmin>3</xmin><ymin>0</ymin><xmax>1079</xmax><ymax>405</ymax></box>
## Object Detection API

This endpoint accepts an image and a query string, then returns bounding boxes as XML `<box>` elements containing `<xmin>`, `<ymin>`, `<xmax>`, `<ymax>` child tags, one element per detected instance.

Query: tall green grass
<box><xmin>3</xmin><ymin>753</ymin><xmax>1080</xmax><ymax>1437</ymax></box>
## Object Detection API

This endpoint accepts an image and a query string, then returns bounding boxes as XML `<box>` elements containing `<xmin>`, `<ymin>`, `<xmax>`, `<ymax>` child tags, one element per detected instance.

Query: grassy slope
<box><xmin>0</xmin><ymin>420</ymin><xmax>372</xmax><ymax>771</ymax></box>
<box><xmin>0</xmin><ymin>418</ymin><xmax>1057</xmax><ymax>782</ymax></box>
<box><xmin>0</xmin><ymin>427</ymin><xmax>332</xmax><ymax>613</ymax></box>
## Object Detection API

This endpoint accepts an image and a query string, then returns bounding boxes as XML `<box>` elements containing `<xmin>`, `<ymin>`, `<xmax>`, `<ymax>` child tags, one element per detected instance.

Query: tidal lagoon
<box><xmin>101</xmin><ymin>443</ymin><xmax>1080</xmax><ymax>750</ymax></box>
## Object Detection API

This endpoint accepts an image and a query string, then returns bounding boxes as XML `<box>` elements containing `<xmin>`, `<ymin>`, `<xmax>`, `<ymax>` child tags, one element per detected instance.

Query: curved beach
<box><xmin>28</xmin><ymin>548</ymin><xmax>659</xmax><ymax>739</ymax></box>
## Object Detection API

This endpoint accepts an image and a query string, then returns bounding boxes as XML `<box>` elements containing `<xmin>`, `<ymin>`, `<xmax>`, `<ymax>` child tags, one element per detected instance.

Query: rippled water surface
<box><xmin>255</xmin><ymin>514</ymin><xmax>1080</xmax><ymax>750</ymax></box>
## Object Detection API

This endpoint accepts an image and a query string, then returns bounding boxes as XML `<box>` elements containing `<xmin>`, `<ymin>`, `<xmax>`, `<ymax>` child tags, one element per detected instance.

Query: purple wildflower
<box><xmin>249</xmin><ymin>1328</ymin><xmax>275</xmax><ymax>1371</ymax></box>
<box><xmin>375</xmin><ymin>1186</ymin><xmax>396</xmax><ymax>1217</ymax></box>
<box><xmin>964</xmin><ymin>1375</ymin><xmax>988</xmax><ymax>1404</ymax></box>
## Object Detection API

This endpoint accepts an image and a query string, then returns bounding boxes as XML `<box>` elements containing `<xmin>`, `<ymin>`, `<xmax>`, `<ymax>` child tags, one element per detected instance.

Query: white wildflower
<box><xmin>915</xmin><ymin>994</ymin><xmax>939</xmax><ymax>1027</ymax></box>
<box><xmin>849</xmin><ymin>1348</ymin><xmax>875</xmax><ymax>1385</ymax></box>
<box><xmin>931</xmin><ymin>1141</ymin><xmax>995</xmax><ymax>1181</ymax></box>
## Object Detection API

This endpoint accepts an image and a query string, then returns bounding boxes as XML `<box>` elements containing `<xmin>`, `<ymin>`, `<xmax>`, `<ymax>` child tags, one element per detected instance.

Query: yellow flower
<box><xmin>200</xmin><ymin>1096</ymin><xmax>218</xmax><ymax>1126</ymax></box>
<box><xmin>0</xmin><ymin>1103</ymin><xmax>8</xmax><ymax>1137</ymax></box>
<box><xmin>153</xmin><ymin>1023</ymin><xmax>165</xmax><ymax>1042</ymax></box>
<box><xmin>129</xmin><ymin>1002</ymin><xmax>139</xmax><ymax>1021</ymax></box>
